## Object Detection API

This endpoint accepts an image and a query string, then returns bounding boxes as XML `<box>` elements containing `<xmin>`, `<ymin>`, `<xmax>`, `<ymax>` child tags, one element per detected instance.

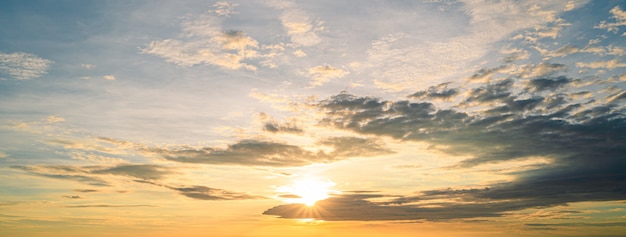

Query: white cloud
<box><xmin>142</xmin><ymin>15</ymin><xmax>263</xmax><ymax>71</ymax></box>
<box><xmin>576</xmin><ymin>59</ymin><xmax>626</xmax><ymax>69</ymax></box>
<box><xmin>81</xmin><ymin>64</ymin><xmax>95</xmax><ymax>69</ymax></box>
<box><xmin>367</xmin><ymin>0</ymin><xmax>584</xmax><ymax>91</ymax></box>
<box><xmin>0</xmin><ymin>151</ymin><xmax>7</xmax><ymax>159</ymax></box>
<box><xmin>103</xmin><ymin>75</ymin><xmax>116</xmax><ymax>80</ymax></box>
<box><xmin>0</xmin><ymin>52</ymin><xmax>53</xmax><ymax>80</ymax></box>
<box><xmin>267</xmin><ymin>0</ymin><xmax>322</xmax><ymax>47</ymax></box>
<box><xmin>46</xmin><ymin>116</ymin><xmax>65</xmax><ymax>123</ymax></box>
<box><xmin>209</xmin><ymin>1</ymin><xmax>239</xmax><ymax>17</ymax></box>
<box><xmin>307</xmin><ymin>64</ymin><xmax>348</xmax><ymax>87</ymax></box>
<box><xmin>595</xmin><ymin>6</ymin><xmax>626</xmax><ymax>33</ymax></box>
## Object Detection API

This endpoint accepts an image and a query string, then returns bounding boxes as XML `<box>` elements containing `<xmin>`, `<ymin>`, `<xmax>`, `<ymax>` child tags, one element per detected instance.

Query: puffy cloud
<box><xmin>524</xmin><ymin>76</ymin><xmax>573</xmax><ymax>92</ymax></box>
<box><xmin>0</xmin><ymin>52</ymin><xmax>53</xmax><ymax>80</ymax></box>
<box><xmin>142</xmin><ymin>16</ymin><xmax>260</xmax><ymax>70</ymax></box>
<box><xmin>595</xmin><ymin>6</ymin><xmax>626</xmax><ymax>33</ymax></box>
<box><xmin>267</xmin><ymin>0</ymin><xmax>322</xmax><ymax>47</ymax></box>
<box><xmin>209</xmin><ymin>1</ymin><xmax>239</xmax><ymax>17</ymax></box>
<box><xmin>409</xmin><ymin>82</ymin><xmax>459</xmax><ymax>101</ymax></box>
<box><xmin>306</xmin><ymin>64</ymin><xmax>349</xmax><ymax>87</ymax></box>
<box><xmin>305</xmin><ymin>69</ymin><xmax>626</xmax><ymax>220</ymax></box>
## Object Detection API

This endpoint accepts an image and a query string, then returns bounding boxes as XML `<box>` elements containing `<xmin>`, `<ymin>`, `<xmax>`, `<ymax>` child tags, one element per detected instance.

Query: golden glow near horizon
<box><xmin>276</xmin><ymin>176</ymin><xmax>339</xmax><ymax>206</ymax></box>
<box><xmin>2</xmin><ymin>1</ymin><xmax>626</xmax><ymax>236</ymax></box>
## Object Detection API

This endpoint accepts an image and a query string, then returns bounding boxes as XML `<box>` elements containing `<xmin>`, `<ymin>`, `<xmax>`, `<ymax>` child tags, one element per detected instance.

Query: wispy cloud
<box><xmin>268</xmin><ymin>0</ymin><xmax>322</xmax><ymax>47</ymax></box>
<box><xmin>595</xmin><ymin>6</ymin><xmax>626</xmax><ymax>34</ymax></box>
<box><xmin>148</xmin><ymin>136</ymin><xmax>393</xmax><ymax>167</ymax></box>
<box><xmin>0</xmin><ymin>52</ymin><xmax>53</xmax><ymax>80</ymax></box>
<box><xmin>135</xmin><ymin>180</ymin><xmax>263</xmax><ymax>201</ymax></box>
<box><xmin>209</xmin><ymin>1</ymin><xmax>239</xmax><ymax>17</ymax></box>
<box><xmin>306</xmin><ymin>64</ymin><xmax>348</xmax><ymax>87</ymax></box>
<box><xmin>142</xmin><ymin>15</ymin><xmax>261</xmax><ymax>70</ymax></box>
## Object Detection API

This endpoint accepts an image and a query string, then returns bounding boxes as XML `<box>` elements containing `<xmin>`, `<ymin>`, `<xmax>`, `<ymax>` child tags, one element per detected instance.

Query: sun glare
<box><xmin>277</xmin><ymin>177</ymin><xmax>337</xmax><ymax>206</ymax></box>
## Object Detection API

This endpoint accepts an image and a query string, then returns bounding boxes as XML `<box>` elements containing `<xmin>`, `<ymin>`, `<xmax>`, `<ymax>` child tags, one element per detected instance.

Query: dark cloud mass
<box><xmin>149</xmin><ymin>137</ymin><xmax>393</xmax><ymax>167</ymax></box>
<box><xmin>264</xmin><ymin>70</ymin><xmax>626</xmax><ymax>221</ymax></box>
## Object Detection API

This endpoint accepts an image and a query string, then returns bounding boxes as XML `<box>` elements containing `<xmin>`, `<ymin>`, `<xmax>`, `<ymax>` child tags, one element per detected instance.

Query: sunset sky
<box><xmin>1</xmin><ymin>0</ymin><xmax>626</xmax><ymax>236</ymax></box>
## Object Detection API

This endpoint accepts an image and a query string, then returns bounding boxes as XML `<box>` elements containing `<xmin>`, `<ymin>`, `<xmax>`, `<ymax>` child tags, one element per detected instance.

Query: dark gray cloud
<box><xmin>134</xmin><ymin>180</ymin><xmax>264</xmax><ymax>201</ymax></box>
<box><xmin>525</xmin><ymin>76</ymin><xmax>573</xmax><ymax>92</ymax></box>
<box><xmin>149</xmin><ymin>137</ymin><xmax>393</xmax><ymax>167</ymax></box>
<box><xmin>301</xmin><ymin>71</ymin><xmax>626</xmax><ymax>221</ymax></box>
<box><xmin>409</xmin><ymin>82</ymin><xmax>458</xmax><ymax>100</ymax></box>
<box><xmin>263</xmin><ymin>122</ymin><xmax>304</xmax><ymax>134</ymax></box>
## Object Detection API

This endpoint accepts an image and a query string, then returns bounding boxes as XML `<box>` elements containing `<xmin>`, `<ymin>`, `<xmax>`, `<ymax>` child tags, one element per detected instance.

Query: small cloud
<box><xmin>595</xmin><ymin>6</ymin><xmax>626</xmax><ymax>34</ymax></box>
<box><xmin>576</xmin><ymin>59</ymin><xmax>626</xmax><ymax>69</ymax></box>
<box><xmin>307</xmin><ymin>64</ymin><xmax>348</xmax><ymax>87</ymax></box>
<box><xmin>74</xmin><ymin>189</ymin><xmax>99</xmax><ymax>193</ymax></box>
<box><xmin>271</xmin><ymin>3</ymin><xmax>323</xmax><ymax>47</ymax></box>
<box><xmin>293</xmin><ymin>49</ymin><xmax>306</xmax><ymax>57</ymax></box>
<box><xmin>103</xmin><ymin>75</ymin><xmax>115</xmax><ymax>80</ymax></box>
<box><xmin>209</xmin><ymin>1</ymin><xmax>239</xmax><ymax>16</ymax></box>
<box><xmin>62</xmin><ymin>195</ymin><xmax>83</xmax><ymax>199</ymax></box>
<box><xmin>135</xmin><ymin>180</ymin><xmax>263</xmax><ymax>200</ymax></box>
<box><xmin>0</xmin><ymin>151</ymin><xmax>8</xmax><ymax>159</ymax></box>
<box><xmin>0</xmin><ymin>52</ymin><xmax>53</xmax><ymax>80</ymax></box>
<box><xmin>81</xmin><ymin>64</ymin><xmax>95</xmax><ymax>69</ymax></box>
<box><xmin>564</xmin><ymin>1</ymin><xmax>576</xmax><ymax>11</ymax></box>
<box><xmin>142</xmin><ymin>17</ymin><xmax>260</xmax><ymax>70</ymax></box>
<box><xmin>409</xmin><ymin>82</ymin><xmax>458</xmax><ymax>101</ymax></box>
<box><xmin>46</xmin><ymin>115</ymin><xmax>65</xmax><ymax>123</ymax></box>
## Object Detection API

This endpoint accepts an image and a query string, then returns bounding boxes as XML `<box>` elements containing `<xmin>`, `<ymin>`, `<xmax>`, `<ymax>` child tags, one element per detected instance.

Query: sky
<box><xmin>1</xmin><ymin>0</ymin><xmax>626</xmax><ymax>236</ymax></box>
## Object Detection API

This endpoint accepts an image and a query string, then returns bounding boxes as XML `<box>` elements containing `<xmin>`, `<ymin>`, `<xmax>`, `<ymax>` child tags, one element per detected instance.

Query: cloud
<box><xmin>265</xmin><ymin>170</ymin><xmax>626</xmax><ymax>221</ymax></box>
<box><xmin>65</xmin><ymin>204</ymin><xmax>153</xmax><ymax>208</ymax></box>
<box><xmin>46</xmin><ymin>115</ymin><xmax>65</xmax><ymax>123</ymax></box>
<box><xmin>0</xmin><ymin>52</ymin><xmax>53</xmax><ymax>80</ymax></box>
<box><xmin>524</xmin><ymin>76</ymin><xmax>573</xmax><ymax>92</ymax></box>
<box><xmin>261</xmin><ymin>115</ymin><xmax>304</xmax><ymax>135</ymax></box>
<box><xmin>305</xmin><ymin>65</ymin><xmax>626</xmax><ymax>220</ymax></box>
<box><xmin>148</xmin><ymin>137</ymin><xmax>393</xmax><ymax>167</ymax></box>
<box><xmin>409</xmin><ymin>82</ymin><xmax>459</xmax><ymax>101</ymax></box>
<box><xmin>576</xmin><ymin>59</ymin><xmax>626</xmax><ymax>69</ymax></box>
<box><xmin>14</xmin><ymin>164</ymin><xmax>262</xmax><ymax>201</ymax></box>
<box><xmin>367</xmin><ymin>0</ymin><xmax>579</xmax><ymax>91</ymax></box>
<box><xmin>306</xmin><ymin>64</ymin><xmax>349</xmax><ymax>87</ymax></box>
<box><xmin>103</xmin><ymin>75</ymin><xmax>115</xmax><ymax>80</ymax></box>
<box><xmin>268</xmin><ymin>1</ymin><xmax>322</xmax><ymax>47</ymax></box>
<box><xmin>141</xmin><ymin>16</ymin><xmax>260</xmax><ymax>70</ymax></box>
<box><xmin>12</xmin><ymin>164</ymin><xmax>174</xmax><ymax>188</ymax></box>
<box><xmin>134</xmin><ymin>180</ymin><xmax>263</xmax><ymax>201</ymax></box>
<box><xmin>62</xmin><ymin>195</ymin><xmax>83</xmax><ymax>199</ymax></box>
<box><xmin>209</xmin><ymin>1</ymin><xmax>239</xmax><ymax>17</ymax></box>
<box><xmin>12</xmin><ymin>165</ymin><xmax>110</xmax><ymax>186</ymax></box>
<box><xmin>91</xmin><ymin>164</ymin><xmax>173</xmax><ymax>180</ymax></box>
<box><xmin>595</xmin><ymin>6</ymin><xmax>626</xmax><ymax>34</ymax></box>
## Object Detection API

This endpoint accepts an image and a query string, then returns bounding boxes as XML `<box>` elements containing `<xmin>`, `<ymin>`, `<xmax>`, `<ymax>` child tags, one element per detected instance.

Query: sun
<box><xmin>277</xmin><ymin>177</ymin><xmax>337</xmax><ymax>206</ymax></box>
